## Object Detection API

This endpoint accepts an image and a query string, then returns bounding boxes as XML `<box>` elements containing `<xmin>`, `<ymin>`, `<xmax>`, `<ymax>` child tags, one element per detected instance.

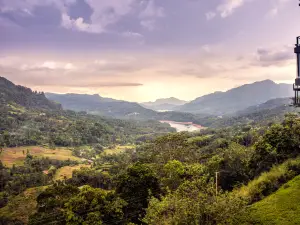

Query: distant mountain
<box><xmin>46</xmin><ymin>93</ymin><xmax>208</xmax><ymax>123</ymax></box>
<box><xmin>197</xmin><ymin>97</ymin><xmax>298</xmax><ymax>128</ymax></box>
<box><xmin>145</xmin><ymin>97</ymin><xmax>187</xmax><ymax>105</ymax></box>
<box><xmin>0</xmin><ymin>76</ymin><xmax>61</xmax><ymax>110</ymax></box>
<box><xmin>179</xmin><ymin>80</ymin><xmax>293</xmax><ymax>115</ymax></box>
<box><xmin>235</xmin><ymin>97</ymin><xmax>292</xmax><ymax>116</ymax></box>
<box><xmin>46</xmin><ymin>93</ymin><xmax>157</xmax><ymax>119</ymax></box>
<box><xmin>141</xmin><ymin>97</ymin><xmax>188</xmax><ymax>111</ymax></box>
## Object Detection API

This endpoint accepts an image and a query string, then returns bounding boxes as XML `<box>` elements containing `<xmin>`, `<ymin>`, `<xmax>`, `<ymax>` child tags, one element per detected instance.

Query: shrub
<box><xmin>143</xmin><ymin>179</ymin><xmax>247</xmax><ymax>225</ymax></box>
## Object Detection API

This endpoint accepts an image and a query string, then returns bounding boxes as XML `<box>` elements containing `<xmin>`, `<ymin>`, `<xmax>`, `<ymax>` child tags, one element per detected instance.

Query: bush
<box><xmin>143</xmin><ymin>179</ymin><xmax>247</xmax><ymax>225</ymax></box>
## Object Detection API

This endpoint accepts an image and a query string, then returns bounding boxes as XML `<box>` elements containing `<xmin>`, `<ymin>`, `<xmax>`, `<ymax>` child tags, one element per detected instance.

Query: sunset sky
<box><xmin>0</xmin><ymin>0</ymin><xmax>300</xmax><ymax>102</ymax></box>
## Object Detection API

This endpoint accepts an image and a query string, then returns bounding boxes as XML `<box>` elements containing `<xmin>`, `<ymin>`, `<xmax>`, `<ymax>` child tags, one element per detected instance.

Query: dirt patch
<box><xmin>54</xmin><ymin>164</ymin><xmax>91</xmax><ymax>181</ymax></box>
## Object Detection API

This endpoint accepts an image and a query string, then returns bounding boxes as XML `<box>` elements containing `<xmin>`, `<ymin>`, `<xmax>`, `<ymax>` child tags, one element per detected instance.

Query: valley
<box><xmin>1</xmin><ymin>1</ymin><xmax>299</xmax><ymax>224</ymax></box>
<box><xmin>1</xmin><ymin>76</ymin><xmax>300</xmax><ymax>225</ymax></box>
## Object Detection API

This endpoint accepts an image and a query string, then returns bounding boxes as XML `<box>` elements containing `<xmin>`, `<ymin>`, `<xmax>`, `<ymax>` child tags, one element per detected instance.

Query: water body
<box><xmin>157</xmin><ymin>109</ymin><xmax>172</xmax><ymax>112</ymax></box>
<box><xmin>160</xmin><ymin>121</ymin><xmax>202</xmax><ymax>132</ymax></box>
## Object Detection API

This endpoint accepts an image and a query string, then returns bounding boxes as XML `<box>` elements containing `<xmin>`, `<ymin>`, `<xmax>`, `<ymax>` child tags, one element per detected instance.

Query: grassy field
<box><xmin>0</xmin><ymin>146</ymin><xmax>82</xmax><ymax>167</ymax></box>
<box><xmin>241</xmin><ymin>175</ymin><xmax>300</xmax><ymax>225</ymax></box>
<box><xmin>103</xmin><ymin>145</ymin><xmax>135</xmax><ymax>155</ymax></box>
<box><xmin>0</xmin><ymin>186</ymin><xmax>47</xmax><ymax>224</ymax></box>
<box><xmin>54</xmin><ymin>164</ymin><xmax>91</xmax><ymax>181</ymax></box>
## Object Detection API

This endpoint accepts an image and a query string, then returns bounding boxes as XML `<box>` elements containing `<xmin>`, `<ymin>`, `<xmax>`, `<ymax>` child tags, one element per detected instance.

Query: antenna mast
<box><xmin>293</xmin><ymin>37</ymin><xmax>300</xmax><ymax>106</ymax></box>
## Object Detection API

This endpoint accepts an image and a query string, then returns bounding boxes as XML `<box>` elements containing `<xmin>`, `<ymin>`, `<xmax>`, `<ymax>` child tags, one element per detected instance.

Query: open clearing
<box><xmin>0</xmin><ymin>146</ymin><xmax>82</xmax><ymax>167</ymax></box>
<box><xmin>54</xmin><ymin>164</ymin><xmax>91</xmax><ymax>181</ymax></box>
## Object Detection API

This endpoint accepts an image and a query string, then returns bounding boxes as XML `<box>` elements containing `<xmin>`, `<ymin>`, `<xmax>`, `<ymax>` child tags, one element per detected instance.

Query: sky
<box><xmin>0</xmin><ymin>0</ymin><xmax>300</xmax><ymax>102</ymax></box>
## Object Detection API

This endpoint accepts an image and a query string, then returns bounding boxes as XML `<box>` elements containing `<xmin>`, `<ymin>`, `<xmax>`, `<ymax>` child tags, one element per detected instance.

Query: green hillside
<box><xmin>241</xmin><ymin>175</ymin><xmax>300</xmax><ymax>225</ymax></box>
<box><xmin>0</xmin><ymin>77</ymin><xmax>175</xmax><ymax>148</ymax></box>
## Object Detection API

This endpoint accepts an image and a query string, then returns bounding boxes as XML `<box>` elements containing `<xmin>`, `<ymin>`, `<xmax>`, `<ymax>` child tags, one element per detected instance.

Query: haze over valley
<box><xmin>4</xmin><ymin>76</ymin><xmax>296</xmax><ymax>132</ymax></box>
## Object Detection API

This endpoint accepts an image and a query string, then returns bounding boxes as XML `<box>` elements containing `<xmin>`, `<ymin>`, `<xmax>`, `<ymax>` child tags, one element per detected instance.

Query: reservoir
<box><xmin>160</xmin><ymin>120</ymin><xmax>203</xmax><ymax>132</ymax></box>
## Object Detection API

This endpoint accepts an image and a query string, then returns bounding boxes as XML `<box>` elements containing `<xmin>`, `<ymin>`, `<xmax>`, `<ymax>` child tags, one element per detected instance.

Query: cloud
<box><xmin>202</xmin><ymin>45</ymin><xmax>211</xmax><ymax>53</ymax></box>
<box><xmin>255</xmin><ymin>45</ymin><xmax>294</xmax><ymax>67</ymax></box>
<box><xmin>0</xmin><ymin>55</ymin><xmax>151</xmax><ymax>89</ymax></box>
<box><xmin>61</xmin><ymin>13</ymin><xmax>104</xmax><ymax>33</ymax></box>
<box><xmin>157</xmin><ymin>59</ymin><xmax>245</xmax><ymax>79</ymax></box>
<box><xmin>140</xmin><ymin>19</ymin><xmax>155</xmax><ymax>31</ymax></box>
<box><xmin>217</xmin><ymin>0</ymin><xmax>245</xmax><ymax>18</ymax></box>
<box><xmin>0</xmin><ymin>62</ymin><xmax>143</xmax><ymax>88</ymax></box>
<box><xmin>0</xmin><ymin>65</ymin><xmax>143</xmax><ymax>88</ymax></box>
<box><xmin>139</xmin><ymin>0</ymin><xmax>165</xmax><ymax>31</ymax></box>
<box><xmin>206</xmin><ymin>0</ymin><xmax>248</xmax><ymax>20</ymax></box>
<box><xmin>0</xmin><ymin>0</ymin><xmax>75</xmax><ymax>14</ymax></box>
<box><xmin>266</xmin><ymin>0</ymin><xmax>291</xmax><ymax>18</ymax></box>
<box><xmin>0</xmin><ymin>16</ymin><xmax>21</xmax><ymax>28</ymax></box>
<box><xmin>205</xmin><ymin>12</ymin><xmax>216</xmax><ymax>20</ymax></box>
<box><xmin>79</xmin><ymin>0</ymin><xmax>137</xmax><ymax>33</ymax></box>
<box><xmin>92</xmin><ymin>58</ymin><xmax>146</xmax><ymax>72</ymax></box>
<box><xmin>267</xmin><ymin>8</ymin><xmax>278</xmax><ymax>17</ymax></box>
<box><xmin>0</xmin><ymin>0</ymin><xmax>137</xmax><ymax>33</ymax></box>
<box><xmin>61</xmin><ymin>0</ymin><xmax>166</xmax><ymax>34</ymax></box>
<box><xmin>139</xmin><ymin>0</ymin><xmax>165</xmax><ymax>18</ymax></box>
<box><xmin>76</xmin><ymin>82</ymin><xmax>143</xmax><ymax>87</ymax></box>
<box><xmin>122</xmin><ymin>31</ymin><xmax>144</xmax><ymax>39</ymax></box>
<box><xmin>179</xmin><ymin>68</ymin><xmax>211</xmax><ymax>78</ymax></box>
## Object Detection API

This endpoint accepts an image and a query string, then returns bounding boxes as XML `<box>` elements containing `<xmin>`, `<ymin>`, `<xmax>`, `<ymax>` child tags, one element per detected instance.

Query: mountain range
<box><xmin>1</xmin><ymin>76</ymin><xmax>295</xmax><ymax>122</ymax></box>
<box><xmin>44</xmin><ymin>80</ymin><xmax>295</xmax><ymax>118</ymax></box>
<box><xmin>45</xmin><ymin>92</ymin><xmax>204</xmax><ymax>123</ymax></box>
<box><xmin>178</xmin><ymin>80</ymin><xmax>293</xmax><ymax>115</ymax></box>
<box><xmin>140</xmin><ymin>97</ymin><xmax>188</xmax><ymax>111</ymax></box>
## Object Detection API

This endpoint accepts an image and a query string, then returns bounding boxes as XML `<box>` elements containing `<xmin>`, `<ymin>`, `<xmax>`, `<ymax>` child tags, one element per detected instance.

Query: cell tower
<box><xmin>293</xmin><ymin>36</ymin><xmax>300</xmax><ymax>106</ymax></box>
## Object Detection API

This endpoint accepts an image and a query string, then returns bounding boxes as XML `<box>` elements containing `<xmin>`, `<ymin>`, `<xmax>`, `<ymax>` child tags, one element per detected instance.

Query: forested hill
<box><xmin>179</xmin><ymin>80</ymin><xmax>293</xmax><ymax>115</ymax></box>
<box><xmin>0</xmin><ymin>77</ymin><xmax>61</xmax><ymax>110</ymax></box>
<box><xmin>0</xmin><ymin>77</ymin><xmax>175</xmax><ymax>148</ymax></box>
<box><xmin>46</xmin><ymin>92</ymin><xmax>158</xmax><ymax>118</ymax></box>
